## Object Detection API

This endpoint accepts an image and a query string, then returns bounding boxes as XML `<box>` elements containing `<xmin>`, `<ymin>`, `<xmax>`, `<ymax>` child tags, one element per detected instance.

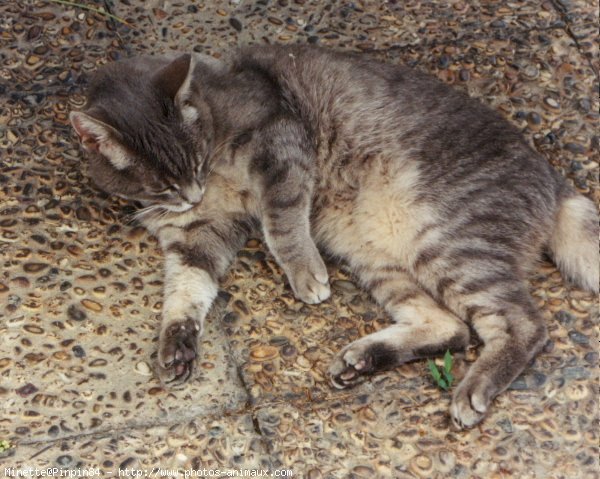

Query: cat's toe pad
<box><xmin>328</xmin><ymin>344</ymin><xmax>375</xmax><ymax>389</ymax></box>
<box><xmin>156</xmin><ymin>317</ymin><xmax>199</xmax><ymax>385</ymax></box>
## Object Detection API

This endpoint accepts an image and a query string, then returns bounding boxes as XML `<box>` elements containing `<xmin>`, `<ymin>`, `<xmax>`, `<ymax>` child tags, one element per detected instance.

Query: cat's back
<box><xmin>233</xmin><ymin>45</ymin><xmax>415</xmax><ymax>129</ymax></box>
<box><xmin>232</xmin><ymin>45</ymin><xmax>516</xmax><ymax>162</ymax></box>
<box><xmin>234</xmin><ymin>45</ymin><xmax>561</xmax><ymax>200</ymax></box>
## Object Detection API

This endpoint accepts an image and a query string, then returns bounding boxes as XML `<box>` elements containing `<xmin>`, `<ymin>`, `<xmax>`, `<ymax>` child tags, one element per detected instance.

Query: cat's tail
<box><xmin>549</xmin><ymin>192</ymin><xmax>599</xmax><ymax>293</ymax></box>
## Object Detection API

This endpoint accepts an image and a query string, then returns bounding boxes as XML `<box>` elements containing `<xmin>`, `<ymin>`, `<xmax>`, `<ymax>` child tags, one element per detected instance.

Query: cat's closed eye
<box><xmin>155</xmin><ymin>185</ymin><xmax>180</xmax><ymax>196</ymax></box>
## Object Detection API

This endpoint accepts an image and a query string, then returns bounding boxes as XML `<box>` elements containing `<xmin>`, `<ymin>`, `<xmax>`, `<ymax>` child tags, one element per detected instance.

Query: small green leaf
<box><xmin>444</xmin><ymin>350</ymin><xmax>453</xmax><ymax>374</ymax></box>
<box><xmin>428</xmin><ymin>359</ymin><xmax>442</xmax><ymax>383</ymax></box>
<box><xmin>443</xmin><ymin>370</ymin><xmax>454</xmax><ymax>386</ymax></box>
<box><xmin>439</xmin><ymin>378</ymin><xmax>448</xmax><ymax>390</ymax></box>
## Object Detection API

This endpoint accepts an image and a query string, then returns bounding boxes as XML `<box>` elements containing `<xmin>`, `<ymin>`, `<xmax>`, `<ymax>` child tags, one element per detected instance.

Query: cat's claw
<box><xmin>156</xmin><ymin>317</ymin><xmax>199</xmax><ymax>385</ymax></box>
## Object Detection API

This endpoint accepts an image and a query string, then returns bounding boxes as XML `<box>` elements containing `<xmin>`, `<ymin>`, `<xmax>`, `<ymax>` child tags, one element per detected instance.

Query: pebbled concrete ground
<box><xmin>0</xmin><ymin>0</ymin><xmax>598</xmax><ymax>477</ymax></box>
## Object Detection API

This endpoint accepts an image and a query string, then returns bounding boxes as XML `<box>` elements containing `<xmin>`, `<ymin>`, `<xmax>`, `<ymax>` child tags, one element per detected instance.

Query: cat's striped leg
<box><xmin>329</xmin><ymin>265</ymin><xmax>470</xmax><ymax>388</ymax></box>
<box><xmin>156</xmin><ymin>217</ymin><xmax>255</xmax><ymax>384</ymax></box>
<box><xmin>252</xmin><ymin>119</ymin><xmax>330</xmax><ymax>305</ymax></box>
<box><xmin>412</xmin><ymin>240</ymin><xmax>548</xmax><ymax>428</ymax></box>
<box><xmin>444</xmin><ymin>286</ymin><xmax>547</xmax><ymax>429</ymax></box>
<box><xmin>157</xmin><ymin>248</ymin><xmax>217</xmax><ymax>384</ymax></box>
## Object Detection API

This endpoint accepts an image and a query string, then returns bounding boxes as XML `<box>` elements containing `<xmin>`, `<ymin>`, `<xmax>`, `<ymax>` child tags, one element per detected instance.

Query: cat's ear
<box><xmin>152</xmin><ymin>53</ymin><xmax>198</xmax><ymax>123</ymax></box>
<box><xmin>70</xmin><ymin>111</ymin><xmax>131</xmax><ymax>170</ymax></box>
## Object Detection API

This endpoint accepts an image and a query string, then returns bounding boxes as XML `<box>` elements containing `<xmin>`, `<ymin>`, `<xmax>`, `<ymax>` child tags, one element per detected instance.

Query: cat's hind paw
<box><xmin>328</xmin><ymin>342</ymin><xmax>378</xmax><ymax>389</ymax></box>
<box><xmin>156</xmin><ymin>317</ymin><xmax>199</xmax><ymax>385</ymax></box>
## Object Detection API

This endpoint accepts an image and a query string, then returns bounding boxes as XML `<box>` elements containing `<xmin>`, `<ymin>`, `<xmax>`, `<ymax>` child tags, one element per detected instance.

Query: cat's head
<box><xmin>70</xmin><ymin>53</ymin><xmax>212</xmax><ymax>213</ymax></box>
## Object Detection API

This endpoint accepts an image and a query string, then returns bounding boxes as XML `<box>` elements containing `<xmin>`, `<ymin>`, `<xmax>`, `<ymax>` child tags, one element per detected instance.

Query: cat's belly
<box><xmin>312</xmin><ymin>160</ymin><xmax>438</xmax><ymax>270</ymax></box>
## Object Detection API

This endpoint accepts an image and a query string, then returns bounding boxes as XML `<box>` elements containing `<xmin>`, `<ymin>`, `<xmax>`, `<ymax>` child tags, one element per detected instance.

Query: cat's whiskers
<box><xmin>157</xmin><ymin>208</ymin><xmax>172</xmax><ymax>222</ymax></box>
<box><xmin>122</xmin><ymin>210</ymin><xmax>142</xmax><ymax>225</ymax></box>
<box><xmin>127</xmin><ymin>203</ymin><xmax>166</xmax><ymax>225</ymax></box>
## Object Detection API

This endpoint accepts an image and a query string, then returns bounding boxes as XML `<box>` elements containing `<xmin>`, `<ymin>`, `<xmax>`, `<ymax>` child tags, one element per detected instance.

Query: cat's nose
<box><xmin>181</xmin><ymin>181</ymin><xmax>204</xmax><ymax>205</ymax></box>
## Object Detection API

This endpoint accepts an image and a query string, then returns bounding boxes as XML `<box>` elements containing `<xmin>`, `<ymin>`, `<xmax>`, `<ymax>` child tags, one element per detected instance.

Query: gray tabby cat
<box><xmin>70</xmin><ymin>45</ymin><xmax>598</xmax><ymax>428</ymax></box>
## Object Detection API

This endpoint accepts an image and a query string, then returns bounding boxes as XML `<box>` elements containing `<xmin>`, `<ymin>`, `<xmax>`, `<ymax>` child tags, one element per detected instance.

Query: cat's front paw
<box><xmin>156</xmin><ymin>317</ymin><xmax>200</xmax><ymax>385</ymax></box>
<box><xmin>451</xmin><ymin>375</ymin><xmax>494</xmax><ymax>429</ymax></box>
<box><xmin>287</xmin><ymin>255</ymin><xmax>330</xmax><ymax>304</ymax></box>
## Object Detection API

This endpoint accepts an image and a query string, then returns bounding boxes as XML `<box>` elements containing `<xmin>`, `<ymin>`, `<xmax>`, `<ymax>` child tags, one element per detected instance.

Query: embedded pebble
<box><xmin>81</xmin><ymin>299</ymin><xmax>103</xmax><ymax>312</ymax></box>
<box><xmin>527</xmin><ymin>111</ymin><xmax>542</xmax><ymax>125</ymax></box>
<box><xmin>411</xmin><ymin>454</ymin><xmax>434</xmax><ymax>476</ymax></box>
<box><xmin>565</xmin><ymin>383</ymin><xmax>589</xmax><ymax>401</ymax></box>
<box><xmin>72</xmin><ymin>345</ymin><xmax>86</xmax><ymax>358</ymax></box>
<box><xmin>23</xmin><ymin>325</ymin><xmax>44</xmax><ymax>334</ymax></box>
<box><xmin>568</xmin><ymin>330</ymin><xmax>589</xmax><ymax>345</ymax></box>
<box><xmin>281</xmin><ymin>345</ymin><xmax>297</xmax><ymax>357</ymax></box>
<box><xmin>583</xmin><ymin>352</ymin><xmax>598</xmax><ymax>364</ymax></box>
<box><xmin>23</xmin><ymin>263</ymin><xmax>48</xmax><ymax>273</ymax></box>
<box><xmin>562</xmin><ymin>367</ymin><xmax>590</xmax><ymax>380</ymax></box>
<box><xmin>229</xmin><ymin>17</ymin><xmax>243</xmax><ymax>32</ymax></box>
<box><xmin>564</xmin><ymin>143</ymin><xmax>586</xmax><ymax>154</ymax></box>
<box><xmin>135</xmin><ymin>361</ymin><xmax>152</xmax><ymax>375</ymax></box>
<box><xmin>250</xmin><ymin>346</ymin><xmax>278</xmax><ymax>362</ymax></box>
<box><xmin>56</xmin><ymin>455</ymin><xmax>73</xmax><ymax>466</ymax></box>
<box><xmin>67</xmin><ymin>305</ymin><xmax>87</xmax><ymax>322</ymax></box>
<box><xmin>269</xmin><ymin>336</ymin><xmax>289</xmax><ymax>346</ymax></box>
<box><xmin>544</xmin><ymin>97</ymin><xmax>560</xmax><ymax>109</ymax></box>
<box><xmin>522</xmin><ymin>65</ymin><xmax>539</xmax><ymax>79</ymax></box>
<box><xmin>16</xmin><ymin>383</ymin><xmax>38</xmax><ymax>397</ymax></box>
<box><xmin>332</xmin><ymin>280</ymin><xmax>358</xmax><ymax>293</ymax></box>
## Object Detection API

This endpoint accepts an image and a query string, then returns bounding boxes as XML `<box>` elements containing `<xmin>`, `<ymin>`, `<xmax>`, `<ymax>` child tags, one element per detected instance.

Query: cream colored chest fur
<box><xmin>312</xmin><ymin>156</ymin><xmax>437</xmax><ymax>271</ymax></box>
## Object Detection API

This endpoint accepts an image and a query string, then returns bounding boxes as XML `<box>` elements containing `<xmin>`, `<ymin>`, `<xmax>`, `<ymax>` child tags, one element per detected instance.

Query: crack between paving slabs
<box><xmin>11</xmin><ymin>394</ymin><xmax>365</xmax><ymax>465</ymax></box>
<box><xmin>222</xmin><ymin>317</ymin><xmax>279</xmax><ymax>467</ymax></box>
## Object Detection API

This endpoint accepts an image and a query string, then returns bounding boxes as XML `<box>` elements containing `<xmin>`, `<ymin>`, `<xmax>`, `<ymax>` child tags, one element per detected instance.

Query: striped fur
<box><xmin>71</xmin><ymin>45</ymin><xmax>599</xmax><ymax>427</ymax></box>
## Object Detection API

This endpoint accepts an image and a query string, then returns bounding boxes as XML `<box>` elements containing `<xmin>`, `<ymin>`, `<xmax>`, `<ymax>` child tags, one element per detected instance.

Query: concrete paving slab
<box><xmin>255</xmin><ymin>382</ymin><xmax>598</xmax><ymax>478</ymax></box>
